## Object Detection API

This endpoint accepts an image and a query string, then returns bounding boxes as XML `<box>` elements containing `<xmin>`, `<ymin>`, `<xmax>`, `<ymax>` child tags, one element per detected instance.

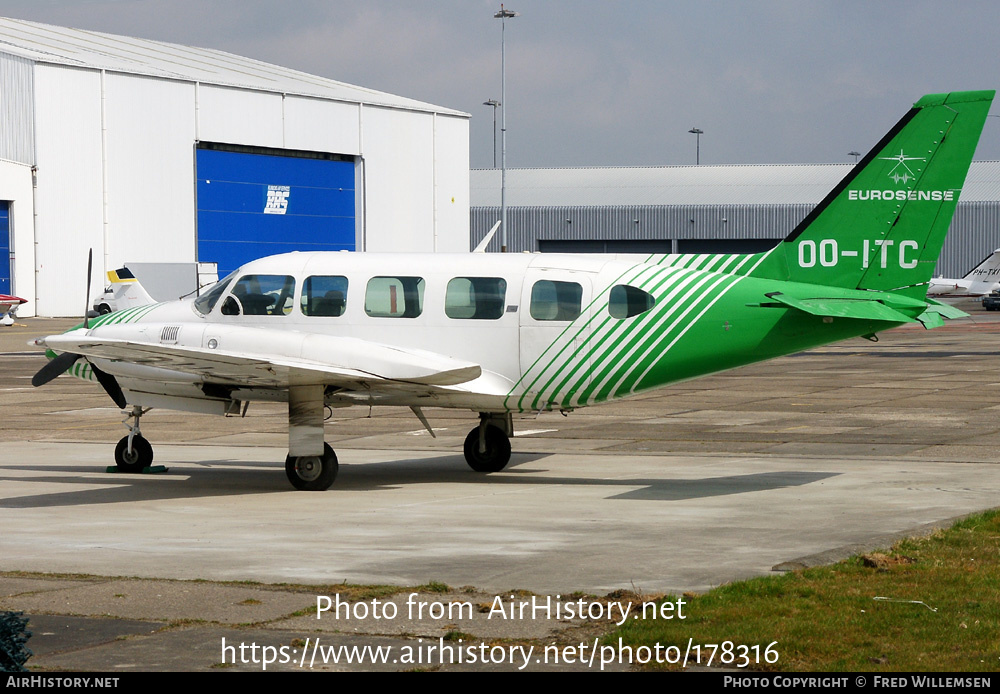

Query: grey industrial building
<box><xmin>470</xmin><ymin>162</ymin><xmax>1000</xmax><ymax>278</ymax></box>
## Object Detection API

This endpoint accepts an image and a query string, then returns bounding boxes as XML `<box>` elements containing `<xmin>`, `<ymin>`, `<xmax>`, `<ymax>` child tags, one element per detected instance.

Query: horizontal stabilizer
<box><xmin>914</xmin><ymin>310</ymin><xmax>945</xmax><ymax>330</ymax></box>
<box><xmin>757</xmin><ymin>292</ymin><xmax>916</xmax><ymax>323</ymax></box>
<box><xmin>923</xmin><ymin>298</ymin><xmax>970</xmax><ymax>320</ymax></box>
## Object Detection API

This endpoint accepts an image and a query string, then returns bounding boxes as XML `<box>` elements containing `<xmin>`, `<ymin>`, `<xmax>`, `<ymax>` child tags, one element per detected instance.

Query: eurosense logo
<box><xmin>879</xmin><ymin>149</ymin><xmax>925</xmax><ymax>184</ymax></box>
<box><xmin>264</xmin><ymin>185</ymin><xmax>291</xmax><ymax>214</ymax></box>
<box><xmin>848</xmin><ymin>148</ymin><xmax>956</xmax><ymax>202</ymax></box>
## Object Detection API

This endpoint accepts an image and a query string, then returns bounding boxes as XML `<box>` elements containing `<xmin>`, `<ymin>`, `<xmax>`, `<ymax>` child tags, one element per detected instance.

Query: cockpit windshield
<box><xmin>192</xmin><ymin>271</ymin><xmax>237</xmax><ymax>316</ymax></box>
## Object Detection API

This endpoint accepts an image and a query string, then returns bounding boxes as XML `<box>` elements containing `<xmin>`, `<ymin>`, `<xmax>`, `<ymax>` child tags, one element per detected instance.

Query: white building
<box><xmin>0</xmin><ymin>17</ymin><xmax>470</xmax><ymax>316</ymax></box>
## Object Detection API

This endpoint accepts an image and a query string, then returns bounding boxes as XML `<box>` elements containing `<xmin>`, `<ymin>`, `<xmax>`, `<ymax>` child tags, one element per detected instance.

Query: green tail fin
<box><xmin>750</xmin><ymin>90</ymin><xmax>995</xmax><ymax>297</ymax></box>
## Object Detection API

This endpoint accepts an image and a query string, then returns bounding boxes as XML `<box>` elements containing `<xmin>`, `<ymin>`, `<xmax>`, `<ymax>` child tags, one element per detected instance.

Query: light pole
<box><xmin>848</xmin><ymin>150</ymin><xmax>861</xmax><ymax>164</ymax></box>
<box><xmin>494</xmin><ymin>4</ymin><xmax>518</xmax><ymax>252</ymax></box>
<box><xmin>484</xmin><ymin>99</ymin><xmax>500</xmax><ymax>168</ymax></box>
<box><xmin>688</xmin><ymin>128</ymin><xmax>703</xmax><ymax>165</ymax></box>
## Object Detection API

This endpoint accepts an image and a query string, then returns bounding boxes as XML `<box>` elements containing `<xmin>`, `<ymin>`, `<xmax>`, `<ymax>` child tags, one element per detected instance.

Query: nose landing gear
<box><xmin>114</xmin><ymin>406</ymin><xmax>154</xmax><ymax>473</ymax></box>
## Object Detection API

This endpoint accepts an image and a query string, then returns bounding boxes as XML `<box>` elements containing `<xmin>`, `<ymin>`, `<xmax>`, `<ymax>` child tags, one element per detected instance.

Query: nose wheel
<box><xmin>114</xmin><ymin>434</ymin><xmax>153</xmax><ymax>472</ymax></box>
<box><xmin>285</xmin><ymin>443</ymin><xmax>339</xmax><ymax>491</ymax></box>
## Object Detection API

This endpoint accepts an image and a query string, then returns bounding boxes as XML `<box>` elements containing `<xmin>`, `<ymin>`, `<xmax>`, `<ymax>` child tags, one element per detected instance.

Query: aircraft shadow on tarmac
<box><xmin>0</xmin><ymin>453</ymin><xmax>839</xmax><ymax>508</ymax></box>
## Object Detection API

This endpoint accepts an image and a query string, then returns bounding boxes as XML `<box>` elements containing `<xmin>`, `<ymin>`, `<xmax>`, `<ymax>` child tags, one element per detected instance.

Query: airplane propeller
<box><xmin>31</xmin><ymin>351</ymin><xmax>82</xmax><ymax>387</ymax></box>
<box><xmin>30</xmin><ymin>249</ymin><xmax>128</xmax><ymax>409</ymax></box>
<box><xmin>90</xmin><ymin>362</ymin><xmax>128</xmax><ymax>409</ymax></box>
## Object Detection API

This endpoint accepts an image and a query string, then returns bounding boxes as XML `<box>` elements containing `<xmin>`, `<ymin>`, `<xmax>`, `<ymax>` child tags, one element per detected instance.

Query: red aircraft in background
<box><xmin>0</xmin><ymin>293</ymin><xmax>26</xmax><ymax>324</ymax></box>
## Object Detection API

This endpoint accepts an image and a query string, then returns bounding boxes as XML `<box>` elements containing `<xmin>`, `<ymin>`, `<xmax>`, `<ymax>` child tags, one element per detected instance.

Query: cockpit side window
<box><xmin>301</xmin><ymin>276</ymin><xmax>348</xmax><ymax>317</ymax></box>
<box><xmin>221</xmin><ymin>274</ymin><xmax>296</xmax><ymax>316</ymax></box>
<box><xmin>193</xmin><ymin>272</ymin><xmax>236</xmax><ymax>316</ymax></box>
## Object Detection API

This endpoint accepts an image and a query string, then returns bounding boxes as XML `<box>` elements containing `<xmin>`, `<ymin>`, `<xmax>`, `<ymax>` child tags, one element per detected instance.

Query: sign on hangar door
<box><xmin>196</xmin><ymin>144</ymin><xmax>356</xmax><ymax>277</ymax></box>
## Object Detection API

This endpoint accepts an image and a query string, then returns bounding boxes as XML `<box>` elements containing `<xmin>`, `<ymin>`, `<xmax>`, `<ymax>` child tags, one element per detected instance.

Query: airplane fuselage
<box><xmin>34</xmin><ymin>90</ymin><xmax>993</xmax><ymax>489</ymax></box>
<box><xmin>70</xmin><ymin>250</ymin><xmax>905</xmax><ymax>417</ymax></box>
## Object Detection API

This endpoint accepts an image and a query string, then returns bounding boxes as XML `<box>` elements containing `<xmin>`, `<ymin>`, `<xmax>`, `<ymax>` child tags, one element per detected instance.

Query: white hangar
<box><xmin>0</xmin><ymin>17</ymin><xmax>470</xmax><ymax>316</ymax></box>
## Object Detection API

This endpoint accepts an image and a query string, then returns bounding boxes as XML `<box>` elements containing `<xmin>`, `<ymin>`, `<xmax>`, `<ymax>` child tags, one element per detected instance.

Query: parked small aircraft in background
<box><xmin>30</xmin><ymin>90</ymin><xmax>994</xmax><ymax>490</ymax></box>
<box><xmin>1</xmin><ymin>293</ymin><xmax>26</xmax><ymax>326</ymax></box>
<box><xmin>927</xmin><ymin>248</ymin><xmax>1000</xmax><ymax>297</ymax></box>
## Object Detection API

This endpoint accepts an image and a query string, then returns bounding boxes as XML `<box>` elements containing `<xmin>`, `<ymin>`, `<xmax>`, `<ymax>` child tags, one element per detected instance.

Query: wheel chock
<box><xmin>104</xmin><ymin>465</ymin><xmax>169</xmax><ymax>474</ymax></box>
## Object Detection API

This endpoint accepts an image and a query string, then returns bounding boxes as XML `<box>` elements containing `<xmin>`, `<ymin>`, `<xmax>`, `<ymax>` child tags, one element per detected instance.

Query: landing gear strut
<box><xmin>284</xmin><ymin>385</ymin><xmax>338</xmax><ymax>490</ymax></box>
<box><xmin>463</xmin><ymin>413</ymin><xmax>512</xmax><ymax>473</ymax></box>
<box><xmin>115</xmin><ymin>406</ymin><xmax>153</xmax><ymax>473</ymax></box>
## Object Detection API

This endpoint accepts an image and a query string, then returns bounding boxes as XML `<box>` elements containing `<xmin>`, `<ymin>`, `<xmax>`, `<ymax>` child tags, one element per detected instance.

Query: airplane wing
<box><xmin>38</xmin><ymin>332</ymin><xmax>482</xmax><ymax>390</ymax></box>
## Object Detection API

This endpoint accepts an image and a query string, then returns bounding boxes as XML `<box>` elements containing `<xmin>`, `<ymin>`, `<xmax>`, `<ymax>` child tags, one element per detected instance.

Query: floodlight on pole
<box><xmin>483</xmin><ymin>99</ymin><xmax>500</xmax><ymax>169</ymax></box>
<box><xmin>688</xmin><ymin>128</ymin><xmax>704</xmax><ymax>165</ymax></box>
<box><xmin>848</xmin><ymin>150</ymin><xmax>861</xmax><ymax>164</ymax></box>
<box><xmin>494</xmin><ymin>4</ymin><xmax>519</xmax><ymax>252</ymax></box>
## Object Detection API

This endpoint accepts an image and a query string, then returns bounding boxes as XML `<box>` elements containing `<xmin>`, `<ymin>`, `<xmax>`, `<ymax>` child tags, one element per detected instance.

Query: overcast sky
<box><xmin>4</xmin><ymin>0</ymin><xmax>1000</xmax><ymax>168</ymax></box>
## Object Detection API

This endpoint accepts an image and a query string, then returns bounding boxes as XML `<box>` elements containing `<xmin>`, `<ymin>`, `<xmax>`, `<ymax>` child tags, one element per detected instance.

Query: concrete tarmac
<box><xmin>1</xmin><ymin>303</ymin><xmax>999</xmax><ymax>671</ymax></box>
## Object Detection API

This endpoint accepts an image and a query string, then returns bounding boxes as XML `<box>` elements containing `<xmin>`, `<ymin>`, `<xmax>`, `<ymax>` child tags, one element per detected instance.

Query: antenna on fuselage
<box><xmin>473</xmin><ymin>220</ymin><xmax>502</xmax><ymax>253</ymax></box>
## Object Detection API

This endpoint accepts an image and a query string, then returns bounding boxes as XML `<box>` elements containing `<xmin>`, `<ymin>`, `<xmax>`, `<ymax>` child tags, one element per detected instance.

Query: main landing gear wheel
<box><xmin>285</xmin><ymin>443</ymin><xmax>338</xmax><ymax>491</ymax></box>
<box><xmin>463</xmin><ymin>425</ymin><xmax>511</xmax><ymax>473</ymax></box>
<box><xmin>114</xmin><ymin>434</ymin><xmax>153</xmax><ymax>473</ymax></box>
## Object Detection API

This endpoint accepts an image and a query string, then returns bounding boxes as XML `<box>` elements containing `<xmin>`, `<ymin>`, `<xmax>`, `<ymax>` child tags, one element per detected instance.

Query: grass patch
<box><xmin>611</xmin><ymin>510</ymin><xmax>1000</xmax><ymax>671</ymax></box>
<box><xmin>443</xmin><ymin>630</ymin><xmax>475</xmax><ymax>642</ymax></box>
<box><xmin>417</xmin><ymin>581</ymin><xmax>450</xmax><ymax>594</ymax></box>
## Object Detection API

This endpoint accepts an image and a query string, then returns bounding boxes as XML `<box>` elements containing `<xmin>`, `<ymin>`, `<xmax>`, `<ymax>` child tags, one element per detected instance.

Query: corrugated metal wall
<box><xmin>472</xmin><ymin>202</ymin><xmax>1000</xmax><ymax>278</ymax></box>
<box><xmin>940</xmin><ymin>202</ymin><xmax>1000</xmax><ymax>278</ymax></box>
<box><xmin>0</xmin><ymin>53</ymin><xmax>34</xmax><ymax>164</ymax></box>
<box><xmin>473</xmin><ymin>204</ymin><xmax>812</xmax><ymax>251</ymax></box>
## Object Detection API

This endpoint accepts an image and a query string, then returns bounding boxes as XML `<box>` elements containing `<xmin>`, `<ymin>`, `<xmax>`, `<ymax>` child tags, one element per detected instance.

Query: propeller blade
<box><xmin>85</xmin><ymin>249</ymin><xmax>93</xmax><ymax>329</ymax></box>
<box><xmin>31</xmin><ymin>352</ymin><xmax>82</xmax><ymax>387</ymax></box>
<box><xmin>90</xmin><ymin>362</ymin><xmax>128</xmax><ymax>410</ymax></box>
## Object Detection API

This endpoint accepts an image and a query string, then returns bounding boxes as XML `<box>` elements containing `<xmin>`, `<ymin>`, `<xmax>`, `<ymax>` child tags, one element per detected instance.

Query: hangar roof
<box><xmin>471</xmin><ymin>161</ymin><xmax>1000</xmax><ymax>207</ymax></box>
<box><xmin>0</xmin><ymin>16</ymin><xmax>467</xmax><ymax>117</ymax></box>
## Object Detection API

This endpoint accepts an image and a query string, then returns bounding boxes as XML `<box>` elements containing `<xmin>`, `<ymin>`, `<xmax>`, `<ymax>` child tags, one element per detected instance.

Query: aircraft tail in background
<box><xmin>93</xmin><ymin>267</ymin><xmax>156</xmax><ymax>315</ymax></box>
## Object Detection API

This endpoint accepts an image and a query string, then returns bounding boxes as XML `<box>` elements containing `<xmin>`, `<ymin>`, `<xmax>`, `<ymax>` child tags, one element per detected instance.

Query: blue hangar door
<box><xmin>196</xmin><ymin>145</ymin><xmax>356</xmax><ymax>277</ymax></box>
<box><xmin>0</xmin><ymin>202</ymin><xmax>10</xmax><ymax>296</ymax></box>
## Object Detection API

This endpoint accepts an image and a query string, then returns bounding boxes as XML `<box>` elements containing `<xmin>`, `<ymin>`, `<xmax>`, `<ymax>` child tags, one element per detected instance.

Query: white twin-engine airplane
<box><xmin>31</xmin><ymin>90</ymin><xmax>993</xmax><ymax>490</ymax></box>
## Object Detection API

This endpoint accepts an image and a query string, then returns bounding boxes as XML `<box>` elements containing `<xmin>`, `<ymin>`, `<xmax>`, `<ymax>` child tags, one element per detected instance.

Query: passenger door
<box><xmin>516</xmin><ymin>270</ymin><xmax>593</xmax><ymax>410</ymax></box>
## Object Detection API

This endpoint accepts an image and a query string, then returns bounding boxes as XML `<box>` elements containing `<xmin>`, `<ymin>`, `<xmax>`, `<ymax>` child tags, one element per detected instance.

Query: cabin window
<box><xmin>529</xmin><ymin>280</ymin><xmax>583</xmax><ymax>321</ymax></box>
<box><xmin>193</xmin><ymin>271</ymin><xmax>236</xmax><ymax>315</ymax></box>
<box><xmin>608</xmin><ymin>284</ymin><xmax>656</xmax><ymax>319</ymax></box>
<box><xmin>365</xmin><ymin>276</ymin><xmax>425</xmax><ymax>318</ymax></box>
<box><xmin>445</xmin><ymin>277</ymin><xmax>507</xmax><ymax>319</ymax></box>
<box><xmin>301</xmin><ymin>276</ymin><xmax>348</xmax><ymax>317</ymax></box>
<box><xmin>221</xmin><ymin>274</ymin><xmax>295</xmax><ymax>316</ymax></box>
